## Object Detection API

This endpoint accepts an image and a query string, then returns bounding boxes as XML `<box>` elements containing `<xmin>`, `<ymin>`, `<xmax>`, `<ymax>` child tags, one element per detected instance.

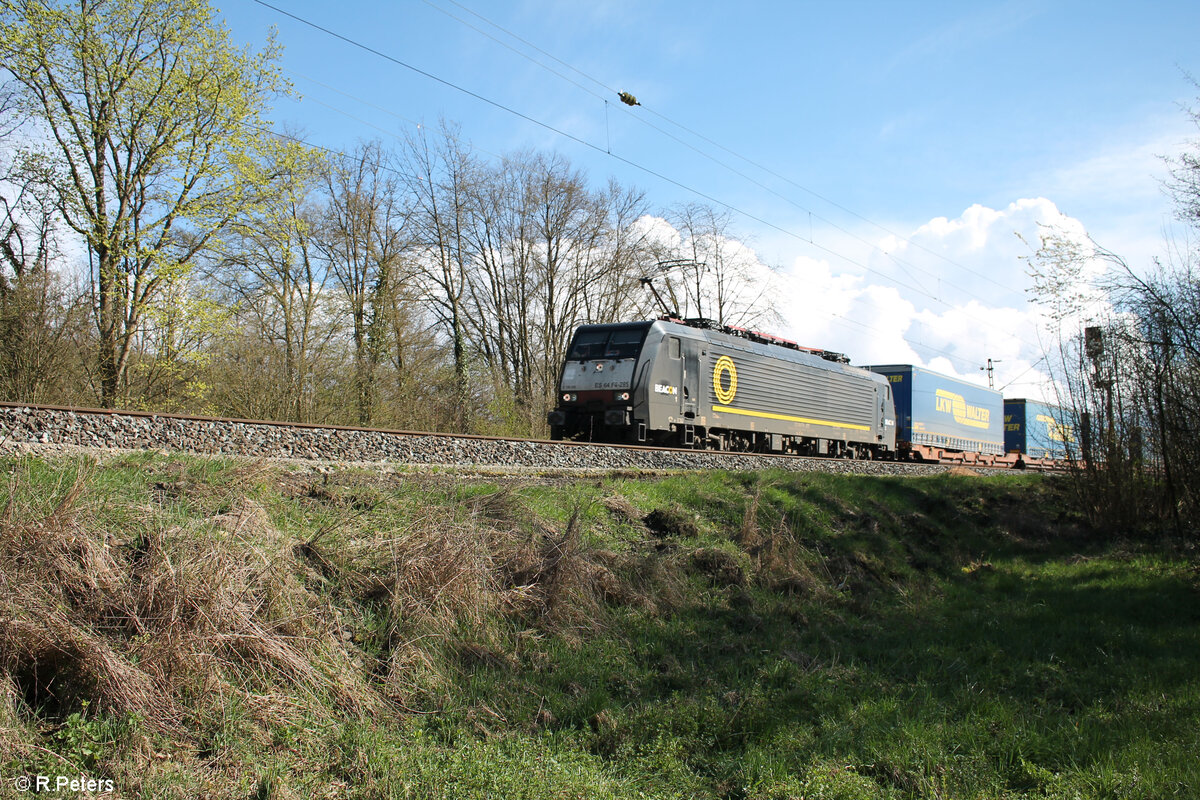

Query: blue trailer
<box><xmin>1004</xmin><ymin>399</ymin><xmax>1075</xmax><ymax>460</ymax></box>
<box><xmin>866</xmin><ymin>365</ymin><xmax>1005</xmax><ymax>457</ymax></box>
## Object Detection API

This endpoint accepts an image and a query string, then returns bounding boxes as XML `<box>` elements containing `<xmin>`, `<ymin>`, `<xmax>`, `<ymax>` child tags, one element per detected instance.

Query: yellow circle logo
<box><xmin>713</xmin><ymin>356</ymin><xmax>738</xmax><ymax>404</ymax></box>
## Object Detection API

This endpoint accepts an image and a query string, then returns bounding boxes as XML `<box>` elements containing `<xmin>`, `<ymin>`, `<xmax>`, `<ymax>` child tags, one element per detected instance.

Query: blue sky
<box><xmin>220</xmin><ymin>0</ymin><xmax>1200</xmax><ymax>396</ymax></box>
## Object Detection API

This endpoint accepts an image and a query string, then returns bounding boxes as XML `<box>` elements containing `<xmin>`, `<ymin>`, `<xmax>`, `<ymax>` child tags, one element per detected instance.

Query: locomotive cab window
<box><xmin>605</xmin><ymin>328</ymin><xmax>645</xmax><ymax>359</ymax></box>
<box><xmin>568</xmin><ymin>330</ymin><xmax>608</xmax><ymax>360</ymax></box>
<box><xmin>669</xmin><ymin>337</ymin><xmax>681</xmax><ymax>359</ymax></box>
<box><xmin>567</xmin><ymin>326</ymin><xmax>649</xmax><ymax>361</ymax></box>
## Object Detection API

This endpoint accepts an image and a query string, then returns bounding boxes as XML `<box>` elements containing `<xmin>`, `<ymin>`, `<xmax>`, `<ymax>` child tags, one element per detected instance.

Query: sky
<box><xmin>220</xmin><ymin>0</ymin><xmax>1200</xmax><ymax>400</ymax></box>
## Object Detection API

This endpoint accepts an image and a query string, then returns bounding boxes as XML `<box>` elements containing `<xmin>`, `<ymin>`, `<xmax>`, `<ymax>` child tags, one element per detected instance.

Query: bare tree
<box><xmin>652</xmin><ymin>203</ymin><xmax>780</xmax><ymax>329</ymax></box>
<box><xmin>1028</xmin><ymin>177</ymin><xmax>1200</xmax><ymax>535</ymax></box>
<box><xmin>460</xmin><ymin>152</ymin><xmax>599</xmax><ymax>414</ymax></box>
<box><xmin>0</xmin><ymin>164</ymin><xmax>87</xmax><ymax>402</ymax></box>
<box><xmin>457</xmin><ymin>151</ymin><xmax>656</xmax><ymax>433</ymax></box>
<box><xmin>575</xmin><ymin>179</ymin><xmax>657</xmax><ymax>325</ymax></box>
<box><xmin>1165</xmin><ymin>75</ymin><xmax>1200</xmax><ymax>230</ymax></box>
<box><xmin>1111</xmin><ymin>256</ymin><xmax>1200</xmax><ymax>532</ymax></box>
<box><xmin>401</xmin><ymin>123</ymin><xmax>476</xmax><ymax>431</ymax></box>
<box><xmin>318</xmin><ymin>141</ymin><xmax>412</xmax><ymax>426</ymax></box>
<box><xmin>211</xmin><ymin>141</ymin><xmax>331</xmax><ymax>421</ymax></box>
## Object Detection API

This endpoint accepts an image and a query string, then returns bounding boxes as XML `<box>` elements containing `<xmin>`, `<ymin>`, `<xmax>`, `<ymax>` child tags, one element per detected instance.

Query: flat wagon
<box><xmin>866</xmin><ymin>364</ymin><xmax>1004</xmax><ymax>462</ymax></box>
<box><xmin>1004</xmin><ymin>398</ymin><xmax>1075</xmax><ymax>464</ymax></box>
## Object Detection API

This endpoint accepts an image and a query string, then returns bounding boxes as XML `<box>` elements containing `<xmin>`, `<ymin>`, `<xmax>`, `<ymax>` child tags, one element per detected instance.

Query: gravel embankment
<box><xmin>0</xmin><ymin>405</ymin><xmax>951</xmax><ymax>477</ymax></box>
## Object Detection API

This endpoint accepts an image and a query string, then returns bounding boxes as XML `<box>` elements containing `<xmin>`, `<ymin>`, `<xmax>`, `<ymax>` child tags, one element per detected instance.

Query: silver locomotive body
<box><xmin>549</xmin><ymin>319</ymin><xmax>896</xmax><ymax>457</ymax></box>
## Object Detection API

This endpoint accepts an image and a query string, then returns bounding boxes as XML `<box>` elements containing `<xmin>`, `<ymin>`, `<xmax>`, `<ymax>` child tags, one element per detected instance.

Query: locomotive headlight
<box><xmin>562</xmin><ymin>392</ymin><xmax>577</xmax><ymax>402</ymax></box>
<box><xmin>614</xmin><ymin>391</ymin><xmax>630</xmax><ymax>402</ymax></box>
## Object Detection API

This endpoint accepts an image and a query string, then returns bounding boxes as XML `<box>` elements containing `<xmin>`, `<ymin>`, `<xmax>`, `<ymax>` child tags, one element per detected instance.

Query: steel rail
<box><xmin>0</xmin><ymin>402</ymin><xmax>1056</xmax><ymax>473</ymax></box>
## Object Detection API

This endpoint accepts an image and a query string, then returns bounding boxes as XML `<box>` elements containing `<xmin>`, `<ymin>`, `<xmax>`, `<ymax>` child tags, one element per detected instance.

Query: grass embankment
<box><xmin>1</xmin><ymin>454</ymin><xmax>1197</xmax><ymax>799</ymax></box>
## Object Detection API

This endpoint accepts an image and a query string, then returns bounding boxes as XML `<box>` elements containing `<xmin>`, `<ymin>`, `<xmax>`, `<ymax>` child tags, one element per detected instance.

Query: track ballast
<box><xmin>0</xmin><ymin>403</ymin><xmax>982</xmax><ymax>477</ymax></box>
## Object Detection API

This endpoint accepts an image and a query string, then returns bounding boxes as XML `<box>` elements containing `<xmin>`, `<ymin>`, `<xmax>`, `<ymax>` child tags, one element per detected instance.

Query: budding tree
<box><xmin>0</xmin><ymin>0</ymin><xmax>289</xmax><ymax>406</ymax></box>
<box><xmin>1025</xmin><ymin>81</ymin><xmax>1200</xmax><ymax>535</ymax></box>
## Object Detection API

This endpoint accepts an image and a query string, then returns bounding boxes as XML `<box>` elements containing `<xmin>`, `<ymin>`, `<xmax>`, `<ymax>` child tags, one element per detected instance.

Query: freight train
<box><xmin>547</xmin><ymin>318</ymin><xmax>1072</xmax><ymax>467</ymax></box>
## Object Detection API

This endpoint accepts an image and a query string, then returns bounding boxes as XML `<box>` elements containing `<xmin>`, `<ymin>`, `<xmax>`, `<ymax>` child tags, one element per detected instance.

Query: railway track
<box><xmin>0</xmin><ymin>402</ymin><xmax>1010</xmax><ymax>477</ymax></box>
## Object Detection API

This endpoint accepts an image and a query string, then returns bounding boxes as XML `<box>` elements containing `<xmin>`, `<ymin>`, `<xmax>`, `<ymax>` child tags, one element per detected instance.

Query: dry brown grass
<box><xmin>0</xmin><ymin>460</ymin><xmax>378</xmax><ymax>749</ymax></box>
<box><xmin>0</xmin><ymin>462</ymin><xmax>173</xmax><ymax>724</ymax></box>
<box><xmin>599</xmin><ymin>494</ymin><xmax>644</xmax><ymax>525</ymax></box>
<box><xmin>0</xmin><ymin>459</ymin><xmax>667</xmax><ymax>778</ymax></box>
<box><xmin>328</xmin><ymin>490</ymin><xmax>651</xmax><ymax>704</ymax></box>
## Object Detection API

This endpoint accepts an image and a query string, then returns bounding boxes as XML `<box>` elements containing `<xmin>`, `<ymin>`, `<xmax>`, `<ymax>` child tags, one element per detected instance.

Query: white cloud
<box><xmin>636</xmin><ymin>198</ymin><xmax>1114</xmax><ymax>404</ymax></box>
<box><xmin>775</xmin><ymin>198</ymin><xmax>1109</xmax><ymax>402</ymax></box>
<box><xmin>871</xmin><ymin>197</ymin><xmax>1081</xmax><ymax>309</ymax></box>
<box><xmin>1048</xmin><ymin>135</ymin><xmax>1171</xmax><ymax>203</ymax></box>
<box><xmin>632</xmin><ymin>214</ymin><xmax>682</xmax><ymax>250</ymax></box>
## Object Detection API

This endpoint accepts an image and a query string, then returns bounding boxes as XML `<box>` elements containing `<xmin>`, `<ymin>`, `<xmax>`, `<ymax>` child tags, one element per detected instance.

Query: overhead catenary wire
<box><xmin>415</xmin><ymin>0</ymin><xmax>1051</xmax><ymax>359</ymax></box>
<box><xmin>250</xmin><ymin>0</ymin><xmax>1048</xmax><ymax>375</ymax></box>
<box><xmin>252</xmin><ymin>0</ymin><xmax>602</xmax><ymax>153</ymax></box>
<box><xmin>280</xmin><ymin>66</ymin><xmax>508</xmax><ymax>161</ymax></box>
<box><xmin>998</xmin><ymin>356</ymin><xmax>1050</xmax><ymax>393</ymax></box>
<box><xmin>419</xmin><ymin>0</ymin><xmax>987</xmax><ymax>304</ymax></box>
<box><xmin>419</xmin><ymin>0</ymin><xmax>612</xmax><ymax>105</ymax></box>
<box><xmin>426</xmin><ymin>0</ymin><xmax>1025</xmax><ymax>300</ymax></box>
<box><xmin>254</xmin><ymin>0</ymin><xmax>1047</xmax><ymax>375</ymax></box>
<box><xmin>242</xmin><ymin>109</ymin><xmax>988</xmax><ymax>373</ymax></box>
<box><xmin>244</xmin><ymin>96</ymin><xmax>994</xmax><ymax>375</ymax></box>
<box><xmin>252</xmin><ymin>1</ymin><xmax>943</xmax><ymax>302</ymax></box>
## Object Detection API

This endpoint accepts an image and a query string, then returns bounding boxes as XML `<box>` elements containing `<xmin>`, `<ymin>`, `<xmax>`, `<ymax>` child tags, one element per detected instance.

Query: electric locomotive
<box><xmin>548</xmin><ymin>318</ymin><xmax>897</xmax><ymax>457</ymax></box>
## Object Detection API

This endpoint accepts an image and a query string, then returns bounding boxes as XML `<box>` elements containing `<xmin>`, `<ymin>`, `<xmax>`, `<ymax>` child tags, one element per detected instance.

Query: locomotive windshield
<box><xmin>568</xmin><ymin>325</ymin><xmax>648</xmax><ymax>360</ymax></box>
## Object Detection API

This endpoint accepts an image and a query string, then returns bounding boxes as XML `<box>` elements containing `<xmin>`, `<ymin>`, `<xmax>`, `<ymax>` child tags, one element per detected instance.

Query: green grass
<box><xmin>1</xmin><ymin>455</ymin><xmax>1196</xmax><ymax>799</ymax></box>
